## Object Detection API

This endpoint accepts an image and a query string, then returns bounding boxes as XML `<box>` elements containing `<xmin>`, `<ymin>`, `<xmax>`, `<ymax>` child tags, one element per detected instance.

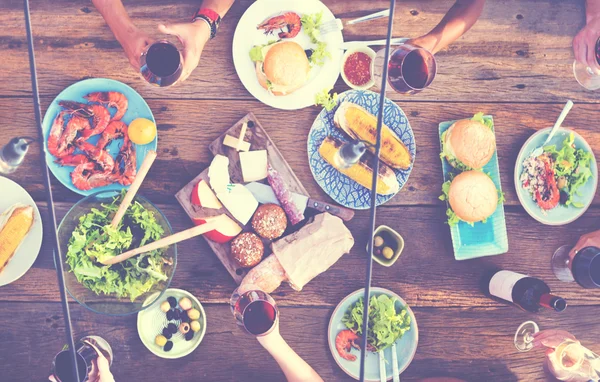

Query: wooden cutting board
<box><xmin>175</xmin><ymin>112</ymin><xmax>309</xmax><ymax>284</ymax></box>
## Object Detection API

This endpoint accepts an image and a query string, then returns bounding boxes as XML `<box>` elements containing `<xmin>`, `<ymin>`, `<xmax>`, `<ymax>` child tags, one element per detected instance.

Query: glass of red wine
<box><xmin>230</xmin><ymin>287</ymin><xmax>278</xmax><ymax>336</ymax></box>
<box><xmin>50</xmin><ymin>336</ymin><xmax>113</xmax><ymax>382</ymax></box>
<box><xmin>573</xmin><ymin>37</ymin><xmax>600</xmax><ymax>90</ymax></box>
<box><xmin>552</xmin><ymin>245</ymin><xmax>600</xmax><ymax>289</ymax></box>
<box><xmin>373</xmin><ymin>43</ymin><xmax>437</xmax><ymax>94</ymax></box>
<box><xmin>140</xmin><ymin>40</ymin><xmax>183</xmax><ymax>87</ymax></box>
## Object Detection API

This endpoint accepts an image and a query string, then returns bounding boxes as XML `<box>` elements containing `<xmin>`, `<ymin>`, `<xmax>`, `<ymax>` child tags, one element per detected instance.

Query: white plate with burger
<box><xmin>232</xmin><ymin>0</ymin><xmax>344</xmax><ymax>110</ymax></box>
<box><xmin>0</xmin><ymin>176</ymin><xmax>43</xmax><ymax>286</ymax></box>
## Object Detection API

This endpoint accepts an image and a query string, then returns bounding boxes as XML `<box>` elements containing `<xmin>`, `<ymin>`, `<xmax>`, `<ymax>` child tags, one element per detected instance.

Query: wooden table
<box><xmin>1</xmin><ymin>1</ymin><xmax>599</xmax><ymax>381</ymax></box>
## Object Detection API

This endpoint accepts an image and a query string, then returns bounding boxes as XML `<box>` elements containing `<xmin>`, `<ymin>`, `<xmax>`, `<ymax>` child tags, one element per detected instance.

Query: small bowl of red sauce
<box><xmin>341</xmin><ymin>47</ymin><xmax>376</xmax><ymax>90</ymax></box>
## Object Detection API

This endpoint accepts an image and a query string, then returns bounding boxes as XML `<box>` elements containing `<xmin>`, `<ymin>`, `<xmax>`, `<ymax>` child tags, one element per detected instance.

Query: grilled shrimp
<box><xmin>85</xmin><ymin>91</ymin><xmax>128</xmax><ymax>121</ymax></box>
<box><xmin>96</xmin><ymin>120</ymin><xmax>128</xmax><ymax>150</ymax></box>
<box><xmin>47</xmin><ymin>112</ymin><xmax>73</xmax><ymax>158</ymax></box>
<box><xmin>257</xmin><ymin>12</ymin><xmax>302</xmax><ymax>39</ymax></box>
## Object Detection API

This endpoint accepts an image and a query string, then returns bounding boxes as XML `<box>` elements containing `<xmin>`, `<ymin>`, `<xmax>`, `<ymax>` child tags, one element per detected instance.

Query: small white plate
<box><xmin>0</xmin><ymin>176</ymin><xmax>43</xmax><ymax>287</ymax></box>
<box><xmin>340</xmin><ymin>47</ymin><xmax>376</xmax><ymax>90</ymax></box>
<box><xmin>232</xmin><ymin>0</ymin><xmax>343</xmax><ymax>110</ymax></box>
<box><xmin>137</xmin><ymin>288</ymin><xmax>207</xmax><ymax>359</ymax></box>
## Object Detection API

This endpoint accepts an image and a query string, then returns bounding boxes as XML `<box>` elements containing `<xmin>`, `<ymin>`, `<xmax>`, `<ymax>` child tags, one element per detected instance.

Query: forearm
<box><xmin>423</xmin><ymin>0</ymin><xmax>485</xmax><ymax>53</ymax></box>
<box><xmin>198</xmin><ymin>0</ymin><xmax>235</xmax><ymax>18</ymax></box>
<box><xmin>91</xmin><ymin>0</ymin><xmax>137</xmax><ymax>43</ymax></box>
<box><xmin>261</xmin><ymin>334</ymin><xmax>324</xmax><ymax>382</ymax></box>
<box><xmin>587</xmin><ymin>0</ymin><xmax>600</xmax><ymax>22</ymax></box>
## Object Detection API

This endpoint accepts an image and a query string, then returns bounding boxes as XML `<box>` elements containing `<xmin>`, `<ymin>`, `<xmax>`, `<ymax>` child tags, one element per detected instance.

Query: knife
<box><xmin>245</xmin><ymin>182</ymin><xmax>355</xmax><ymax>222</ymax></box>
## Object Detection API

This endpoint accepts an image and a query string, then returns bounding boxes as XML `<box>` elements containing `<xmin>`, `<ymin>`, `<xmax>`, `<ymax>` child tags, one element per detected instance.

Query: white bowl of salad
<box><xmin>515</xmin><ymin>127</ymin><xmax>597</xmax><ymax>225</ymax></box>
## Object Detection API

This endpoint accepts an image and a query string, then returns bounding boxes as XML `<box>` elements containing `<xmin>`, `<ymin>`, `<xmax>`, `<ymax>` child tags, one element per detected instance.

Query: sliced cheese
<box><xmin>223</xmin><ymin>134</ymin><xmax>251</xmax><ymax>152</ymax></box>
<box><xmin>216</xmin><ymin>183</ymin><xmax>258</xmax><ymax>225</ymax></box>
<box><xmin>208</xmin><ymin>155</ymin><xmax>230</xmax><ymax>194</ymax></box>
<box><xmin>240</xmin><ymin>150</ymin><xmax>268</xmax><ymax>183</ymax></box>
<box><xmin>237</xmin><ymin>122</ymin><xmax>248</xmax><ymax>151</ymax></box>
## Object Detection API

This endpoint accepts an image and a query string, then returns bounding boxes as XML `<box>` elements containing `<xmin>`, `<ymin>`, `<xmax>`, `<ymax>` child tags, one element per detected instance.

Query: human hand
<box><xmin>48</xmin><ymin>354</ymin><xmax>114</xmax><ymax>382</ymax></box>
<box><xmin>116</xmin><ymin>27</ymin><xmax>154</xmax><ymax>72</ymax></box>
<box><xmin>406</xmin><ymin>34</ymin><xmax>439</xmax><ymax>54</ymax></box>
<box><xmin>158</xmin><ymin>21</ymin><xmax>211</xmax><ymax>83</ymax></box>
<box><xmin>568</xmin><ymin>229</ymin><xmax>600</xmax><ymax>264</ymax></box>
<box><xmin>256</xmin><ymin>317</ymin><xmax>282</xmax><ymax>350</ymax></box>
<box><xmin>573</xmin><ymin>16</ymin><xmax>600</xmax><ymax>74</ymax></box>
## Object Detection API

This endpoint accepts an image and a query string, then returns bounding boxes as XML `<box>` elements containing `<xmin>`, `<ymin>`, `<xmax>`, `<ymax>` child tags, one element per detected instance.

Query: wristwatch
<box><xmin>192</xmin><ymin>8</ymin><xmax>221</xmax><ymax>39</ymax></box>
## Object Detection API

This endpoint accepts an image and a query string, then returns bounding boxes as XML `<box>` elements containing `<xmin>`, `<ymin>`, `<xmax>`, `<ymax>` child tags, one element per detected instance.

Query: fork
<box><xmin>528</xmin><ymin>100</ymin><xmax>574</xmax><ymax>159</ymax></box>
<box><xmin>320</xmin><ymin>9</ymin><xmax>391</xmax><ymax>35</ymax></box>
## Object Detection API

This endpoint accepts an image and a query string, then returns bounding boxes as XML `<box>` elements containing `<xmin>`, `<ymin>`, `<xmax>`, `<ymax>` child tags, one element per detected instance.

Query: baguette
<box><xmin>318</xmin><ymin>136</ymin><xmax>400</xmax><ymax>195</ymax></box>
<box><xmin>0</xmin><ymin>204</ymin><xmax>34</xmax><ymax>273</ymax></box>
<box><xmin>334</xmin><ymin>101</ymin><xmax>412</xmax><ymax>170</ymax></box>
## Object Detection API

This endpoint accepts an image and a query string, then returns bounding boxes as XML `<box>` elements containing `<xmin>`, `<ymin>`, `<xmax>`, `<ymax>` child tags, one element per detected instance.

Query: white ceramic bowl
<box><xmin>137</xmin><ymin>288</ymin><xmax>207</xmax><ymax>359</ymax></box>
<box><xmin>340</xmin><ymin>46</ymin><xmax>376</xmax><ymax>90</ymax></box>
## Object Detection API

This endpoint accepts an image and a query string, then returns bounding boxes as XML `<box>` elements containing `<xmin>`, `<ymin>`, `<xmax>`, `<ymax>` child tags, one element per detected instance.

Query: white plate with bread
<box><xmin>0</xmin><ymin>176</ymin><xmax>43</xmax><ymax>286</ymax></box>
<box><xmin>232</xmin><ymin>0</ymin><xmax>343</xmax><ymax>110</ymax></box>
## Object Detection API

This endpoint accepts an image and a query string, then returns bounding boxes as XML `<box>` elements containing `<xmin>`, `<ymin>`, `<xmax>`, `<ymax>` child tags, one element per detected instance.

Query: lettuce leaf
<box><xmin>314</xmin><ymin>88</ymin><xmax>338</xmax><ymax>111</ymax></box>
<box><xmin>472</xmin><ymin>112</ymin><xmax>493</xmax><ymax>129</ymax></box>
<box><xmin>249</xmin><ymin>40</ymin><xmax>278</xmax><ymax>62</ymax></box>
<box><xmin>342</xmin><ymin>294</ymin><xmax>411</xmax><ymax>352</ymax></box>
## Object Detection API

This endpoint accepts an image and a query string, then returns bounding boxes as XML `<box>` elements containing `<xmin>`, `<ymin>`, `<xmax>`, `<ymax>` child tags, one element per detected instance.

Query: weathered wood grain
<box><xmin>3</xmin><ymin>201</ymin><xmax>600</xmax><ymax>308</ymax></box>
<box><xmin>0</xmin><ymin>0</ymin><xmax>594</xmax><ymax>103</ymax></box>
<box><xmin>2</xmin><ymin>302</ymin><xmax>598</xmax><ymax>382</ymax></box>
<box><xmin>2</xmin><ymin>98</ymin><xmax>600</xmax><ymax>207</ymax></box>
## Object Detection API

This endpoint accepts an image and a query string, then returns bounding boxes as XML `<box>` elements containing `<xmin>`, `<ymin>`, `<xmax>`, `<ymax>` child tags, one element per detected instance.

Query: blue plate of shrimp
<box><xmin>42</xmin><ymin>78</ymin><xmax>157</xmax><ymax>196</ymax></box>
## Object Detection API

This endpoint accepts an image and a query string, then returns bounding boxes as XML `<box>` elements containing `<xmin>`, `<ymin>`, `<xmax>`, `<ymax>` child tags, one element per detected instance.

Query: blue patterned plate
<box><xmin>307</xmin><ymin>90</ymin><xmax>415</xmax><ymax>209</ymax></box>
<box><xmin>42</xmin><ymin>78</ymin><xmax>157</xmax><ymax>196</ymax></box>
<box><xmin>439</xmin><ymin>116</ymin><xmax>509</xmax><ymax>260</ymax></box>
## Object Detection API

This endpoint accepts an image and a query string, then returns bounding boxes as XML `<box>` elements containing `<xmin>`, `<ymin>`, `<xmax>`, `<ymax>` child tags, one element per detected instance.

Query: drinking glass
<box><xmin>552</xmin><ymin>245</ymin><xmax>600</xmax><ymax>288</ymax></box>
<box><xmin>514</xmin><ymin>322</ymin><xmax>600</xmax><ymax>381</ymax></box>
<box><xmin>230</xmin><ymin>287</ymin><xmax>278</xmax><ymax>336</ymax></box>
<box><xmin>50</xmin><ymin>336</ymin><xmax>113</xmax><ymax>382</ymax></box>
<box><xmin>372</xmin><ymin>43</ymin><xmax>437</xmax><ymax>95</ymax></box>
<box><xmin>140</xmin><ymin>40</ymin><xmax>183</xmax><ymax>87</ymax></box>
<box><xmin>573</xmin><ymin>37</ymin><xmax>600</xmax><ymax>90</ymax></box>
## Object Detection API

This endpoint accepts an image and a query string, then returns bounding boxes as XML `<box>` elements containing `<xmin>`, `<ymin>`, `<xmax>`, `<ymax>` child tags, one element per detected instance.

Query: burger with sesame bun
<box><xmin>440</xmin><ymin>170</ymin><xmax>503</xmax><ymax>226</ymax></box>
<box><xmin>249</xmin><ymin>40</ymin><xmax>310</xmax><ymax>96</ymax></box>
<box><xmin>441</xmin><ymin>113</ymin><xmax>496</xmax><ymax>170</ymax></box>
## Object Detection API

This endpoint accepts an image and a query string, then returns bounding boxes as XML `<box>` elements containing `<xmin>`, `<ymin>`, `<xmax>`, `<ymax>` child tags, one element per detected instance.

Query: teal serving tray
<box><xmin>439</xmin><ymin>116</ymin><xmax>509</xmax><ymax>260</ymax></box>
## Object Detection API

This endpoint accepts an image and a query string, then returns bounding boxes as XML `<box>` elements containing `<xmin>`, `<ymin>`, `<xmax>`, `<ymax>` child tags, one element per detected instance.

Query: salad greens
<box><xmin>314</xmin><ymin>88</ymin><xmax>338</xmax><ymax>111</ymax></box>
<box><xmin>301</xmin><ymin>11</ymin><xmax>331</xmax><ymax>67</ymax></box>
<box><xmin>342</xmin><ymin>294</ymin><xmax>411</xmax><ymax>352</ymax></box>
<box><xmin>543</xmin><ymin>132</ymin><xmax>594</xmax><ymax>208</ymax></box>
<box><xmin>440</xmin><ymin>112</ymin><xmax>494</xmax><ymax>171</ymax></box>
<box><xmin>65</xmin><ymin>191</ymin><xmax>169</xmax><ymax>301</ymax></box>
<box><xmin>249</xmin><ymin>40</ymin><xmax>278</xmax><ymax>62</ymax></box>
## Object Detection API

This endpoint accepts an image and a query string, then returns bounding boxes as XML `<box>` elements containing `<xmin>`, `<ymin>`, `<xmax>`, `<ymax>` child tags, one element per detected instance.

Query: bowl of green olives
<box><xmin>369</xmin><ymin>225</ymin><xmax>404</xmax><ymax>267</ymax></box>
<box><xmin>137</xmin><ymin>288</ymin><xmax>206</xmax><ymax>359</ymax></box>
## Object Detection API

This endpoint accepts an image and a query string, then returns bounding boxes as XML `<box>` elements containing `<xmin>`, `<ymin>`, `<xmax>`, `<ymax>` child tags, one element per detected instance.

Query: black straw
<box><xmin>359</xmin><ymin>1</ymin><xmax>396</xmax><ymax>380</ymax></box>
<box><xmin>22</xmin><ymin>1</ymin><xmax>80</xmax><ymax>381</ymax></box>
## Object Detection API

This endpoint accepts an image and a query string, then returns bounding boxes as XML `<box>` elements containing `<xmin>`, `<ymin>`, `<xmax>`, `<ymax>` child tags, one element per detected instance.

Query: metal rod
<box><xmin>22</xmin><ymin>1</ymin><xmax>80</xmax><ymax>381</ymax></box>
<box><xmin>359</xmin><ymin>0</ymin><xmax>396</xmax><ymax>380</ymax></box>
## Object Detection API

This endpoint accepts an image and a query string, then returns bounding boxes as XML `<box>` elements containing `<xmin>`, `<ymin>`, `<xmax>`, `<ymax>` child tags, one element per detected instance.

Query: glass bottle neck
<box><xmin>539</xmin><ymin>293</ymin><xmax>567</xmax><ymax>312</ymax></box>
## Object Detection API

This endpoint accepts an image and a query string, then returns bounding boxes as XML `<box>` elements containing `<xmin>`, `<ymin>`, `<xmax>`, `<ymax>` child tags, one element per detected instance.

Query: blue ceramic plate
<box><xmin>514</xmin><ymin>127</ymin><xmax>597</xmax><ymax>225</ymax></box>
<box><xmin>439</xmin><ymin>116</ymin><xmax>509</xmax><ymax>260</ymax></box>
<box><xmin>42</xmin><ymin>78</ymin><xmax>157</xmax><ymax>196</ymax></box>
<box><xmin>307</xmin><ymin>90</ymin><xmax>415</xmax><ymax>209</ymax></box>
<box><xmin>328</xmin><ymin>288</ymin><xmax>418</xmax><ymax>381</ymax></box>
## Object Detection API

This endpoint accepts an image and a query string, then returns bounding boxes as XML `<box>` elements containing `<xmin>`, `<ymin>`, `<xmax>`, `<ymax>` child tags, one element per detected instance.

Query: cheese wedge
<box><xmin>318</xmin><ymin>136</ymin><xmax>399</xmax><ymax>195</ymax></box>
<box><xmin>223</xmin><ymin>135</ymin><xmax>251</xmax><ymax>152</ymax></box>
<box><xmin>208</xmin><ymin>155</ymin><xmax>231</xmax><ymax>194</ymax></box>
<box><xmin>217</xmin><ymin>184</ymin><xmax>258</xmax><ymax>225</ymax></box>
<box><xmin>240</xmin><ymin>150</ymin><xmax>268</xmax><ymax>182</ymax></box>
<box><xmin>0</xmin><ymin>204</ymin><xmax>34</xmax><ymax>273</ymax></box>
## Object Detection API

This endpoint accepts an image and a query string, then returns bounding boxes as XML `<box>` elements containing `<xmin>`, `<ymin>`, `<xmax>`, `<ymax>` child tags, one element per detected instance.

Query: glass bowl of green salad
<box><xmin>57</xmin><ymin>190</ymin><xmax>177</xmax><ymax>316</ymax></box>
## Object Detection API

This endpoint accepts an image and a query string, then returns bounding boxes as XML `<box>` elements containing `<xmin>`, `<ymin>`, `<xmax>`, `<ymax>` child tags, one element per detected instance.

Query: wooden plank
<box><xmin>4</xmin><ymin>201</ymin><xmax>600</xmax><ymax>308</ymax></box>
<box><xmin>3</xmin><ymin>98</ymin><xmax>600</xmax><ymax>208</ymax></box>
<box><xmin>175</xmin><ymin>113</ymin><xmax>311</xmax><ymax>283</ymax></box>
<box><xmin>0</xmin><ymin>0</ymin><xmax>594</xmax><ymax>103</ymax></box>
<box><xmin>1</xmin><ymin>302</ymin><xmax>598</xmax><ymax>381</ymax></box>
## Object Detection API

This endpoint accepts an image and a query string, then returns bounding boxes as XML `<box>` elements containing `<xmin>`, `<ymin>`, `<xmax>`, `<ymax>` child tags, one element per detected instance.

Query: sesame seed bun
<box><xmin>256</xmin><ymin>41</ymin><xmax>310</xmax><ymax>96</ymax></box>
<box><xmin>448</xmin><ymin>170</ymin><xmax>498</xmax><ymax>223</ymax></box>
<box><xmin>443</xmin><ymin>119</ymin><xmax>496</xmax><ymax>169</ymax></box>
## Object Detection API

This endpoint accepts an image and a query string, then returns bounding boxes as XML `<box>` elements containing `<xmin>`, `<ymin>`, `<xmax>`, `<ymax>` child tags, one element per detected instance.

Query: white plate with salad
<box><xmin>515</xmin><ymin>127</ymin><xmax>597</xmax><ymax>225</ymax></box>
<box><xmin>328</xmin><ymin>288</ymin><xmax>418</xmax><ymax>381</ymax></box>
<box><xmin>232</xmin><ymin>0</ymin><xmax>343</xmax><ymax>110</ymax></box>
